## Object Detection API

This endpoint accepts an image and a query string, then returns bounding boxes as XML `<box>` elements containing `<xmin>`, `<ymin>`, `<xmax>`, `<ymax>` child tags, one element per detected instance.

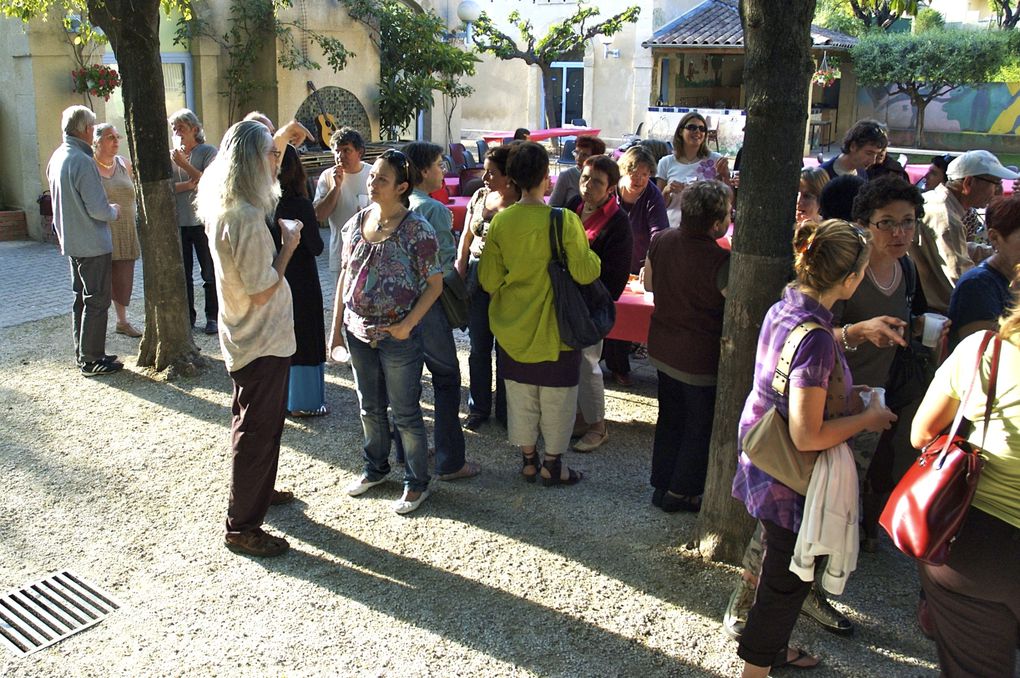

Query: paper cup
<box><xmin>330</xmin><ymin>345</ymin><xmax>350</xmax><ymax>364</ymax></box>
<box><xmin>921</xmin><ymin>313</ymin><xmax>948</xmax><ymax>348</ymax></box>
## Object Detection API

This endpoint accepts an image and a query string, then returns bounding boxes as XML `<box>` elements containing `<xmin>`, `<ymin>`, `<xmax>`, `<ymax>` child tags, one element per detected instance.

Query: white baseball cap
<box><xmin>946</xmin><ymin>150</ymin><xmax>1019</xmax><ymax>181</ymax></box>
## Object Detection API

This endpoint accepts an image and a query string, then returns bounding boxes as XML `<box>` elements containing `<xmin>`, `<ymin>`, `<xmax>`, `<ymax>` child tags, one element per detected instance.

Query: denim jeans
<box><xmin>181</xmin><ymin>224</ymin><xmax>217</xmax><ymax>326</ymax></box>
<box><xmin>394</xmin><ymin>303</ymin><xmax>466</xmax><ymax>475</ymax></box>
<box><xmin>346</xmin><ymin>329</ymin><xmax>430</xmax><ymax>492</ymax></box>
<box><xmin>466</xmin><ymin>258</ymin><xmax>506</xmax><ymax>421</ymax></box>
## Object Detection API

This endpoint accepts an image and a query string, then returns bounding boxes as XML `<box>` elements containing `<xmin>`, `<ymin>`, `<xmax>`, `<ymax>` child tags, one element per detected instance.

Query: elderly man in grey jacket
<box><xmin>47</xmin><ymin>105</ymin><xmax>122</xmax><ymax>376</ymax></box>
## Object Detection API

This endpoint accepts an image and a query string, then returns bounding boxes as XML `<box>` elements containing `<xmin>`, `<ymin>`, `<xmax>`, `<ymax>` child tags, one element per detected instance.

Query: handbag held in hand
<box><xmin>879</xmin><ymin>331</ymin><xmax>1001</xmax><ymax>565</ymax></box>
<box><xmin>742</xmin><ymin>322</ymin><xmax>847</xmax><ymax>496</ymax></box>
<box><xmin>546</xmin><ymin>208</ymin><xmax>616</xmax><ymax>349</ymax></box>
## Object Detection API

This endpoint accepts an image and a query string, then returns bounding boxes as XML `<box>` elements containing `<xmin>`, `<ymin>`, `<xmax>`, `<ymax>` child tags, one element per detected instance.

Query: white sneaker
<box><xmin>392</xmin><ymin>486</ymin><xmax>431</xmax><ymax>514</ymax></box>
<box><xmin>345</xmin><ymin>476</ymin><xmax>386</xmax><ymax>497</ymax></box>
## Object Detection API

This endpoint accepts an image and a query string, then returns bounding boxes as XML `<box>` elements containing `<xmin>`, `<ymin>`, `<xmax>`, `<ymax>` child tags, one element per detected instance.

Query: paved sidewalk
<box><xmin>0</xmin><ymin>229</ymin><xmax>339</xmax><ymax>330</ymax></box>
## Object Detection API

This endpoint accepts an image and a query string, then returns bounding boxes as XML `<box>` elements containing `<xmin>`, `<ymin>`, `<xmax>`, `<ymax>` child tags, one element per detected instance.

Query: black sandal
<box><xmin>521</xmin><ymin>452</ymin><xmax>540</xmax><ymax>483</ymax></box>
<box><xmin>540</xmin><ymin>455</ymin><xmax>582</xmax><ymax>487</ymax></box>
<box><xmin>772</xmin><ymin>646</ymin><xmax>819</xmax><ymax>670</ymax></box>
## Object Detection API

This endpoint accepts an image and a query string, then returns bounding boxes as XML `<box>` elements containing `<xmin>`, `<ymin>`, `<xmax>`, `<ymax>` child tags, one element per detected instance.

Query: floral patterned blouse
<box><xmin>340</xmin><ymin>209</ymin><xmax>441</xmax><ymax>343</ymax></box>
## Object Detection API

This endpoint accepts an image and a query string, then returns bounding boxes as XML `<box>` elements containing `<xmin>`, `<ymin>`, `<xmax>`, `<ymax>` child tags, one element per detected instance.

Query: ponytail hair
<box><xmin>793</xmin><ymin>219</ymin><xmax>870</xmax><ymax>293</ymax></box>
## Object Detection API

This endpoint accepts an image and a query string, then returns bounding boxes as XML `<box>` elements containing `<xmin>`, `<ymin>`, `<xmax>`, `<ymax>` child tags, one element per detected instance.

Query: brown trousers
<box><xmin>920</xmin><ymin>507</ymin><xmax>1020</xmax><ymax>677</ymax></box>
<box><xmin>225</xmin><ymin>355</ymin><xmax>290</xmax><ymax>534</ymax></box>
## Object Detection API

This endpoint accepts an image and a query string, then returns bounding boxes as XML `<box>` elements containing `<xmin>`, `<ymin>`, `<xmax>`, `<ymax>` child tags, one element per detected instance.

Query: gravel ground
<box><xmin>0</xmin><ymin>310</ymin><xmax>939</xmax><ymax>677</ymax></box>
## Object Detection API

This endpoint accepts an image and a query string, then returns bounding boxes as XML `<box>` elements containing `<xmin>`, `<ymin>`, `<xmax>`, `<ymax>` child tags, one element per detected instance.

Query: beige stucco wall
<box><xmin>0</xmin><ymin>11</ymin><xmax>117</xmax><ymax>240</ymax></box>
<box><xmin>274</xmin><ymin>2</ymin><xmax>380</xmax><ymax>140</ymax></box>
<box><xmin>441</xmin><ymin>0</ymin><xmax>691</xmax><ymax>147</ymax></box>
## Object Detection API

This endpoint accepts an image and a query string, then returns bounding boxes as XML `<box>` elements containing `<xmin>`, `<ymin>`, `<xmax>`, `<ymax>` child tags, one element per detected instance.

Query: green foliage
<box><xmin>814</xmin><ymin>0</ymin><xmax>865</xmax><ymax>37</ymax></box>
<box><xmin>853</xmin><ymin>28</ymin><xmax>1011</xmax><ymax>139</ymax></box>
<box><xmin>175</xmin><ymin>0</ymin><xmax>353</xmax><ymax>122</ymax></box>
<box><xmin>473</xmin><ymin>3</ymin><xmax>639</xmax><ymax>67</ymax></box>
<box><xmin>343</xmin><ymin>0</ymin><xmax>478</xmax><ymax>140</ymax></box>
<box><xmin>912</xmin><ymin>8</ymin><xmax>944</xmax><ymax>34</ymax></box>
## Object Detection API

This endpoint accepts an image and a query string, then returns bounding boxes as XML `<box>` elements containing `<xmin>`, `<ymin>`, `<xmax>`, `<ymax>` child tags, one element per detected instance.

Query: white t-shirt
<box><xmin>315</xmin><ymin>162</ymin><xmax>371</xmax><ymax>272</ymax></box>
<box><xmin>657</xmin><ymin>152</ymin><xmax>723</xmax><ymax>227</ymax></box>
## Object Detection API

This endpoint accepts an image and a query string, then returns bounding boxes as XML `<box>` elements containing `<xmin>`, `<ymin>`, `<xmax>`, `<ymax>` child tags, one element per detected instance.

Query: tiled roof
<box><xmin>643</xmin><ymin>0</ymin><xmax>857</xmax><ymax>50</ymax></box>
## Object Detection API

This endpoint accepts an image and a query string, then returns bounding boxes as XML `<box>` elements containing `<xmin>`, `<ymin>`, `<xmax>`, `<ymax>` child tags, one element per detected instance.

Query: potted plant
<box><xmin>71</xmin><ymin>64</ymin><xmax>121</xmax><ymax>107</ymax></box>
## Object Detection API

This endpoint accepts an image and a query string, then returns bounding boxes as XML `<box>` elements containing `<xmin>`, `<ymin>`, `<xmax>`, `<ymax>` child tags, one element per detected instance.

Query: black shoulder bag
<box><xmin>546</xmin><ymin>208</ymin><xmax>616</xmax><ymax>349</ymax></box>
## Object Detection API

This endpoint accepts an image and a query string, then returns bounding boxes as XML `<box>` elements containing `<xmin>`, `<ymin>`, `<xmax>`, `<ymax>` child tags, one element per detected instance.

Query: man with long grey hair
<box><xmin>47</xmin><ymin>105</ymin><xmax>122</xmax><ymax>376</ymax></box>
<box><xmin>196</xmin><ymin>120</ymin><xmax>302</xmax><ymax>557</ymax></box>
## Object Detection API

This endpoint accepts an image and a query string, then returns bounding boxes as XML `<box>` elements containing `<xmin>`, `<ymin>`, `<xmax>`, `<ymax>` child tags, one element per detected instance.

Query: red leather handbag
<box><xmin>879</xmin><ymin>331</ymin><xmax>1001</xmax><ymax>566</ymax></box>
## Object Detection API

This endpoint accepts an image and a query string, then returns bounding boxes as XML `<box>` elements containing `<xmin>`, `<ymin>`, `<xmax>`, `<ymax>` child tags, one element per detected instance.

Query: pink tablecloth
<box><xmin>608</xmin><ymin>288</ymin><xmax>653</xmax><ymax>344</ymax></box>
<box><xmin>482</xmin><ymin>127</ymin><xmax>601</xmax><ymax>144</ymax></box>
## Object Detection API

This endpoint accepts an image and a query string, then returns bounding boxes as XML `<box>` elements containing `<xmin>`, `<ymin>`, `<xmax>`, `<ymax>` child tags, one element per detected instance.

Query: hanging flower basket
<box><xmin>71</xmin><ymin>64</ymin><xmax>121</xmax><ymax>101</ymax></box>
<box><xmin>812</xmin><ymin>66</ymin><xmax>840</xmax><ymax>88</ymax></box>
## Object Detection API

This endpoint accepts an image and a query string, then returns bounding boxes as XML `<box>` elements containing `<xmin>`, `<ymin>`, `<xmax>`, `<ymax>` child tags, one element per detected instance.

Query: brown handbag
<box><xmin>742</xmin><ymin>321</ymin><xmax>847</xmax><ymax>495</ymax></box>
<box><xmin>879</xmin><ymin>331</ymin><xmax>1000</xmax><ymax>565</ymax></box>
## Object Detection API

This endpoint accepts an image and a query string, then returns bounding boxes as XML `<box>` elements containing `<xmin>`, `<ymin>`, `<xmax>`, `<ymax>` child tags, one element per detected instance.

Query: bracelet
<box><xmin>841</xmin><ymin>323</ymin><xmax>857</xmax><ymax>352</ymax></box>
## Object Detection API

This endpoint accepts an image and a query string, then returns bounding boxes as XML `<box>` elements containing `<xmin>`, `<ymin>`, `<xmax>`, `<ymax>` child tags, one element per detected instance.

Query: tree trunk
<box><xmin>695</xmin><ymin>0</ymin><xmax>817</xmax><ymax>565</ymax></box>
<box><xmin>89</xmin><ymin>0</ymin><xmax>202</xmax><ymax>377</ymax></box>
<box><xmin>913</xmin><ymin>97</ymin><xmax>927</xmax><ymax>148</ymax></box>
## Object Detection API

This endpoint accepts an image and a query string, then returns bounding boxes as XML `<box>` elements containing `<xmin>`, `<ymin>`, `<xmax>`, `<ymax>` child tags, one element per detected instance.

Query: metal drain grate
<box><xmin>0</xmin><ymin>570</ymin><xmax>120</xmax><ymax>657</ymax></box>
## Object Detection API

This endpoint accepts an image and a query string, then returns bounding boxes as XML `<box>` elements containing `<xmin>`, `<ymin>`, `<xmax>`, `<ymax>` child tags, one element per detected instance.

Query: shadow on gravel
<box><xmin>261</xmin><ymin>514</ymin><xmax>728</xmax><ymax>677</ymax></box>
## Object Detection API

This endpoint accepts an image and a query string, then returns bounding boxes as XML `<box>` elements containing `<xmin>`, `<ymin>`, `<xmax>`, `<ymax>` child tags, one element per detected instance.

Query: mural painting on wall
<box><xmin>858</xmin><ymin>83</ymin><xmax>1020</xmax><ymax>136</ymax></box>
<box><xmin>294</xmin><ymin>86</ymin><xmax>371</xmax><ymax>148</ymax></box>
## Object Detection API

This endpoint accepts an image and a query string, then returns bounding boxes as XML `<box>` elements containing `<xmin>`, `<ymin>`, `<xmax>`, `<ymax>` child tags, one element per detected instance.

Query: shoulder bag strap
<box><xmin>975</xmin><ymin>333</ymin><xmax>1001</xmax><ymax>452</ymax></box>
<box><xmin>548</xmin><ymin>207</ymin><xmax>566</xmax><ymax>266</ymax></box>
<box><xmin>937</xmin><ymin>330</ymin><xmax>996</xmax><ymax>456</ymax></box>
<box><xmin>771</xmin><ymin>321</ymin><xmax>846</xmax><ymax>416</ymax></box>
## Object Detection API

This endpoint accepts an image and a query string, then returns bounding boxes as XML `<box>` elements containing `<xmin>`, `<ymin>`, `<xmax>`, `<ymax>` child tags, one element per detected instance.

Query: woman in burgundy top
<box><xmin>644</xmin><ymin>180</ymin><xmax>731</xmax><ymax>512</ymax></box>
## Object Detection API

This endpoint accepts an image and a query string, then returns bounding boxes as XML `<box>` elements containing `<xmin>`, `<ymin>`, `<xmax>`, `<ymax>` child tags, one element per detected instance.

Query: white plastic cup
<box><xmin>921</xmin><ymin>312</ymin><xmax>948</xmax><ymax>348</ymax></box>
<box><xmin>330</xmin><ymin>345</ymin><xmax>350</xmax><ymax>364</ymax></box>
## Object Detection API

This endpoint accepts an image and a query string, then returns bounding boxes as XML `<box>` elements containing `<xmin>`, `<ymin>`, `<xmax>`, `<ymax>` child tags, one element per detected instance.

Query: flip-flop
<box><xmin>772</xmin><ymin>647</ymin><xmax>819</xmax><ymax>670</ymax></box>
<box><xmin>436</xmin><ymin>460</ymin><xmax>481</xmax><ymax>481</ymax></box>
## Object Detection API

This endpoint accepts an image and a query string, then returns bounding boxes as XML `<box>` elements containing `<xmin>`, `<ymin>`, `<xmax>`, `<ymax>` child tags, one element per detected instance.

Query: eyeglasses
<box><xmin>380</xmin><ymin>149</ymin><xmax>411</xmax><ymax>177</ymax></box>
<box><xmin>439</xmin><ymin>160</ymin><xmax>451</xmax><ymax>174</ymax></box>
<box><xmin>973</xmin><ymin>175</ymin><xmax>1003</xmax><ymax>188</ymax></box>
<box><xmin>684</xmin><ymin>124</ymin><xmax>707</xmax><ymax>133</ymax></box>
<box><xmin>869</xmin><ymin>217</ymin><xmax>916</xmax><ymax>233</ymax></box>
<box><xmin>573</xmin><ymin>149</ymin><xmax>592</xmax><ymax>159</ymax></box>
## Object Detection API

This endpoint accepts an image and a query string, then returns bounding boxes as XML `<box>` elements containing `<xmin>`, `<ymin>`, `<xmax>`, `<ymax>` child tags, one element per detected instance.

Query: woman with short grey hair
<box><xmin>169</xmin><ymin>108</ymin><xmax>218</xmax><ymax>333</ymax></box>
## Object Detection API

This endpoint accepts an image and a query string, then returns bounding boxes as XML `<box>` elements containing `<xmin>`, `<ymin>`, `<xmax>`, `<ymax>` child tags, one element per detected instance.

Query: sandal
<box><xmin>772</xmin><ymin>646</ymin><xmax>819</xmax><ymax>670</ymax></box>
<box><xmin>540</xmin><ymin>455</ymin><xmax>582</xmax><ymax>487</ymax></box>
<box><xmin>521</xmin><ymin>452</ymin><xmax>540</xmax><ymax>483</ymax></box>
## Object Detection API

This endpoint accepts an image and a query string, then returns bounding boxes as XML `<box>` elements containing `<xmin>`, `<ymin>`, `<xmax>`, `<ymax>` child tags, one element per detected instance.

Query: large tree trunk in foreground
<box><xmin>89</xmin><ymin>0</ymin><xmax>202</xmax><ymax>377</ymax></box>
<box><xmin>695</xmin><ymin>0</ymin><xmax>817</xmax><ymax>564</ymax></box>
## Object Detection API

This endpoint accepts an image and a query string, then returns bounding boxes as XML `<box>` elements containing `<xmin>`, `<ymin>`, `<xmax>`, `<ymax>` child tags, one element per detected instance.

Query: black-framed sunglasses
<box><xmin>684</xmin><ymin>124</ymin><xmax>707</xmax><ymax>133</ymax></box>
<box><xmin>380</xmin><ymin>149</ymin><xmax>411</xmax><ymax>177</ymax></box>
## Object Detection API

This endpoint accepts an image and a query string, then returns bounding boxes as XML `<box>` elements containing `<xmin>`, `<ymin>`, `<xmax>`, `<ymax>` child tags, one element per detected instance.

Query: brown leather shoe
<box><xmin>270</xmin><ymin>489</ymin><xmax>295</xmax><ymax>505</ymax></box>
<box><xmin>224</xmin><ymin>528</ymin><xmax>289</xmax><ymax>557</ymax></box>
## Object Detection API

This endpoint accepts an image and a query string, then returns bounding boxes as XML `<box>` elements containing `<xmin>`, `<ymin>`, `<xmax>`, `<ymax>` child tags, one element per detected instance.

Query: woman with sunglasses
<box><xmin>328</xmin><ymin>149</ymin><xmax>443</xmax><ymax>515</ymax></box>
<box><xmin>656</xmin><ymin>113</ymin><xmax>730</xmax><ymax>228</ymax></box>
<box><xmin>732</xmin><ymin>220</ymin><xmax>896</xmax><ymax>676</ymax></box>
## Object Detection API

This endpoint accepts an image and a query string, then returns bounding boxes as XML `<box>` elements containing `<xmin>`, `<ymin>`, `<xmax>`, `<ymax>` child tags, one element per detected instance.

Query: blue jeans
<box><xmin>346</xmin><ymin>329</ymin><xmax>430</xmax><ymax>492</ymax></box>
<box><xmin>466</xmin><ymin>258</ymin><xmax>506</xmax><ymax>421</ymax></box>
<box><xmin>394</xmin><ymin>303</ymin><xmax>466</xmax><ymax>475</ymax></box>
